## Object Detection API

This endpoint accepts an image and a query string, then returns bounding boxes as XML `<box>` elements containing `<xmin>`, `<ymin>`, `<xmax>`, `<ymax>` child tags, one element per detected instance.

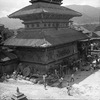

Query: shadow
<box><xmin>50</xmin><ymin>68</ymin><xmax>100</xmax><ymax>88</ymax></box>
<box><xmin>62</xmin><ymin>69</ymin><xmax>100</xmax><ymax>87</ymax></box>
<box><xmin>0</xmin><ymin>78</ymin><xmax>9</xmax><ymax>82</ymax></box>
<box><xmin>0</xmin><ymin>78</ymin><xmax>4</xmax><ymax>82</ymax></box>
<box><xmin>0</xmin><ymin>76</ymin><xmax>9</xmax><ymax>82</ymax></box>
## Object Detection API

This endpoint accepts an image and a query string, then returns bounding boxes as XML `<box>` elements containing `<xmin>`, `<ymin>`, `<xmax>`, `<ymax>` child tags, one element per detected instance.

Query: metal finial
<box><xmin>17</xmin><ymin>87</ymin><xmax>20</xmax><ymax>93</ymax></box>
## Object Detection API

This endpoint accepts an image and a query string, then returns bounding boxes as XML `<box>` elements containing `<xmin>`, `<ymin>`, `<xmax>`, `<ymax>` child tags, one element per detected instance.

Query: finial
<box><xmin>16</xmin><ymin>87</ymin><xmax>20</xmax><ymax>94</ymax></box>
<box><xmin>30</xmin><ymin>0</ymin><xmax>63</xmax><ymax>5</ymax></box>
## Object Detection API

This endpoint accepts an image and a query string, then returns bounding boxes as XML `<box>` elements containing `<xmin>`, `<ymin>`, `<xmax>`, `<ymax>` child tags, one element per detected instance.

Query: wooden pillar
<box><xmin>44</xmin><ymin>48</ymin><xmax>48</xmax><ymax>63</ymax></box>
<box><xmin>2</xmin><ymin>65</ymin><xmax>5</xmax><ymax>74</ymax></box>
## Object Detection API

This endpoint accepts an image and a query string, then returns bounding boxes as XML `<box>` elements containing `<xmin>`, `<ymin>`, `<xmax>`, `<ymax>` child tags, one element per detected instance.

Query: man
<box><xmin>90</xmin><ymin>63</ymin><xmax>94</xmax><ymax>73</ymax></box>
<box><xmin>3</xmin><ymin>73</ymin><xmax>8</xmax><ymax>82</ymax></box>
<box><xmin>58</xmin><ymin>77</ymin><xmax>63</xmax><ymax>88</ymax></box>
<box><xmin>70</xmin><ymin>74</ymin><xmax>74</xmax><ymax>82</ymax></box>
<box><xmin>66</xmin><ymin>82</ymin><xmax>72</xmax><ymax>96</ymax></box>
<box><xmin>13</xmin><ymin>70</ymin><xmax>17</xmax><ymax>80</ymax></box>
<box><xmin>43</xmin><ymin>74</ymin><xmax>47</xmax><ymax>90</ymax></box>
<box><xmin>55</xmin><ymin>69</ymin><xmax>59</xmax><ymax>79</ymax></box>
<box><xmin>75</xmin><ymin>67</ymin><xmax>78</xmax><ymax>72</ymax></box>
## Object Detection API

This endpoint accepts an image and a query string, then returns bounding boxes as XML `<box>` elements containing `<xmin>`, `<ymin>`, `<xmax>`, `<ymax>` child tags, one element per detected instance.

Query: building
<box><xmin>0</xmin><ymin>24</ymin><xmax>18</xmax><ymax>77</ymax></box>
<box><xmin>4</xmin><ymin>0</ymin><xmax>88</xmax><ymax>76</ymax></box>
<box><xmin>0</xmin><ymin>24</ymin><xmax>4</xmax><ymax>43</ymax></box>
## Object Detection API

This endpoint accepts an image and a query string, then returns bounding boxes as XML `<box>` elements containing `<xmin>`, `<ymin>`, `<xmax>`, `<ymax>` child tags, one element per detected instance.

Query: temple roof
<box><xmin>91</xmin><ymin>32</ymin><xmax>99</xmax><ymax>38</ymax></box>
<box><xmin>94</xmin><ymin>25</ymin><xmax>100</xmax><ymax>32</ymax></box>
<box><xmin>0</xmin><ymin>52</ymin><xmax>17</xmax><ymax>62</ymax></box>
<box><xmin>4</xmin><ymin>28</ymin><xmax>87</xmax><ymax>47</ymax></box>
<box><xmin>9</xmin><ymin>2</ymin><xmax>82</xmax><ymax>18</ymax></box>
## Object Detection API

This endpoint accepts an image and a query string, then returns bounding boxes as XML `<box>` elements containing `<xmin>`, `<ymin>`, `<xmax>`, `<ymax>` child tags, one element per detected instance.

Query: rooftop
<box><xmin>94</xmin><ymin>25</ymin><xmax>100</xmax><ymax>32</ymax></box>
<box><xmin>9</xmin><ymin>2</ymin><xmax>82</xmax><ymax>18</ymax></box>
<box><xmin>4</xmin><ymin>28</ymin><xmax>87</xmax><ymax>47</ymax></box>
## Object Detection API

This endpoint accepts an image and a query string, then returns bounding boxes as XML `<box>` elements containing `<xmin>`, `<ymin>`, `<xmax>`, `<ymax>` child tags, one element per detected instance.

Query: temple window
<box><xmin>63</xmin><ymin>23</ymin><xmax>66</xmax><ymax>27</ymax></box>
<box><xmin>44</xmin><ymin>23</ymin><xmax>47</xmax><ymax>27</ymax></box>
<box><xmin>66</xmin><ymin>23</ymin><xmax>68</xmax><ymax>26</ymax></box>
<box><xmin>32</xmin><ymin>24</ymin><xmax>34</xmax><ymax>27</ymax></box>
<box><xmin>36</xmin><ymin>23</ymin><xmax>39</xmax><ymax>27</ymax></box>
<box><xmin>53</xmin><ymin>23</ymin><xmax>55</xmax><ymax>27</ymax></box>
<box><xmin>27</xmin><ymin>24</ymin><xmax>29</xmax><ymax>28</ymax></box>
<box><xmin>48</xmin><ymin>23</ymin><xmax>51</xmax><ymax>27</ymax></box>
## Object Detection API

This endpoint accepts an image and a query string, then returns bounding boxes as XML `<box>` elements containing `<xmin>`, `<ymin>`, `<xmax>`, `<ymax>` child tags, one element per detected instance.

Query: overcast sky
<box><xmin>0</xmin><ymin>0</ymin><xmax>100</xmax><ymax>18</ymax></box>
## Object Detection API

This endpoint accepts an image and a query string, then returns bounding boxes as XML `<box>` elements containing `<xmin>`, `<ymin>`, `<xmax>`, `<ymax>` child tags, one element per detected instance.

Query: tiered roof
<box><xmin>9</xmin><ymin>1</ymin><xmax>81</xmax><ymax>18</ymax></box>
<box><xmin>4</xmin><ymin>28</ymin><xmax>87</xmax><ymax>47</ymax></box>
<box><xmin>4</xmin><ymin>0</ymin><xmax>87</xmax><ymax>48</ymax></box>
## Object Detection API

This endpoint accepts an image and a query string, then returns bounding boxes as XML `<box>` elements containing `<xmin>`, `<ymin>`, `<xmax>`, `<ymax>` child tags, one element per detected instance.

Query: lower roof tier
<box><xmin>4</xmin><ymin>28</ymin><xmax>87</xmax><ymax>48</ymax></box>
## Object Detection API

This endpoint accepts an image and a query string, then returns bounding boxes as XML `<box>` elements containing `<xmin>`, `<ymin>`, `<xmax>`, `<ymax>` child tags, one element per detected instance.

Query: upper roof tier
<box><xmin>30</xmin><ymin>0</ymin><xmax>63</xmax><ymax>5</ymax></box>
<box><xmin>9</xmin><ymin>1</ymin><xmax>82</xmax><ymax>19</ymax></box>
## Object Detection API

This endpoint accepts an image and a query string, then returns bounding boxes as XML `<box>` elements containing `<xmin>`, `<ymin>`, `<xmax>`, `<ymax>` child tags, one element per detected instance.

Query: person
<box><xmin>13</xmin><ymin>70</ymin><xmax>17</xmax><ymax>80</ymax></box>
<box><xmin>70</xmin><ymin>74</ymin><xmax>74</xmax><ymax>82</ymax></box>
<box><xmin>58</xmin><ymin>77</ymin><xmax>63</xmax><ymax>88</ymax></box>
<box><xmin>6</xmin><ymin>75</ymin><xmax>10</xmax><ymax>79</ymax></box>
<box><xmin>75</xmin><ymin>67</ymin><xmax>78</xmax><ymax>72</ymax></box>
<box><xmin>55</xmin><ymin>69</ymin><xmax>59</xmax><ymax>79</ymax></box>
<box><xmin>66</xmin><ymin>82</ymin><xmax>72</xmax><ymax>96</ymax></box>
<box><xmin>43</xmin><ymin>74</ymin><xmax>47</xmax><ymax>90</ymax></box>
<box><xmin>3</xmin><ymin>73</ymin><xmax>8</xmax><ymax>82</ymax></box>
<box><xmin>90</xmin><ymin>64</ymin><xmax>94</xmax><ymax>73</ymax></box>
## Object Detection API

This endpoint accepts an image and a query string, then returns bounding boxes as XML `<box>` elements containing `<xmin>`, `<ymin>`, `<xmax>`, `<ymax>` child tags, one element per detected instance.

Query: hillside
<box><xmin>0</xmin><ymin>17</ymin><xmax>23</xmax><ymax>29</ymax></box>
<box><xmin>67</xmin><ymin>5</ymin><xmax>100</xmax><ymax>24</ymax></box>
<box><xmin>81</xmin><ymin>24</ymin><xmax>99</xmax><ymax>32</ymax></box>
<box><xmin>0</xmin><ymin>5</ymin><xmax>100</xmax><ymax>29</ymax></box>
<box><xmin>97</xmin><ymin>7</ymin><xmax>100</xmax><ymax>9</ymax></box>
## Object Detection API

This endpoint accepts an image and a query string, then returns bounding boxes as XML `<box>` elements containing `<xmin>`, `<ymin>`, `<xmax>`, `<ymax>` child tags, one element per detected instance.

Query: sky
<box><xmin>0</xmin><ymin>0</ymin><xmax>100</xmax><ymax>18</ymax></box>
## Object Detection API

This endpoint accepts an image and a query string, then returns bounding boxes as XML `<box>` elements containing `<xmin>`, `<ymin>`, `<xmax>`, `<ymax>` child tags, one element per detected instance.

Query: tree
<box><xmin>0</xmin><ymin>24</ymin><xmax>4</xmax><ymax>44</ymax></box>
<box><xmin>2</xmin><ymin>28</ymin><xmax>14</xmax><ymax>41</ymax></box>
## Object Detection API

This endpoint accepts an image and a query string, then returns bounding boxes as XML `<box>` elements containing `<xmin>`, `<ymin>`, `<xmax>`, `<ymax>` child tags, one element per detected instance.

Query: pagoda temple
<box><xmin>4</xmin><ymin>0</ymin><xmax>88</xmax><ymax>76</ymax></box>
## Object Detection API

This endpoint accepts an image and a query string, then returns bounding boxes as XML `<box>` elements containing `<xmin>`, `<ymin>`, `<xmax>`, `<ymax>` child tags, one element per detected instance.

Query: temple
<box><xmin>4</xmin><ymin>0</ymin><xmax>87</xmax><ymax>76</ymax></box>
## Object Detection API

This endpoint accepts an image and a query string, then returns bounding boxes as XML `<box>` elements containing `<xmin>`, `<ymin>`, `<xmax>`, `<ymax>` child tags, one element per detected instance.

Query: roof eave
<box><xmin>8</xmin><ymin>12</ymin><xmax>82</xmax><ymax>19</ymax></box>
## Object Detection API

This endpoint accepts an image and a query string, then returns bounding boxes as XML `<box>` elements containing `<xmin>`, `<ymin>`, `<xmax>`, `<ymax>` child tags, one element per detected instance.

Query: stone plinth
<box><xmin>11</xmin><ymin>87</ymin><xmax>28</xmax><ymax>100</ymax></box>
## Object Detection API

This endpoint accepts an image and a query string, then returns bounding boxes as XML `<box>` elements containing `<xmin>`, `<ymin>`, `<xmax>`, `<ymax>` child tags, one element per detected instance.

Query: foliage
<box><xmin>2</xmin><ymin>28</ymin><xmax>14</xmax><ymax>40</ymax></box>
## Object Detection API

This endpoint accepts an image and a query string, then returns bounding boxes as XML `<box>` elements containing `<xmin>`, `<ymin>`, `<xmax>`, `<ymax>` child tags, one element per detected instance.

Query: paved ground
<box><xmin>0</xmin><ymin>68</ymin><xmax>100</xmax><ymax>100</ymax></box>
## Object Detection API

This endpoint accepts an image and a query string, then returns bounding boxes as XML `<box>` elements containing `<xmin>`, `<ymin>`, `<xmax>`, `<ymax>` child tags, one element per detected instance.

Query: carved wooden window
<box><xmin>66</xmin><ymin>23</ymin><xmax>68</xmax><ymax>27</ymax></box>
<box><xmin>48</xmin><ymin>23</ymin><xmax>51</xmax><ymax>27</ymax></box>
<box><xmin>53</xmin><ymin>23</ymin><xmax>55</xmax><ymax>27</ymax></box>
<box><xmin>44</xmin><ymin>23</ymin><xmax>47</xmax><ymax>27</ymax></box>
<box><xmin>36</xmin><ymin>24</ymin><xmax>39</xmax><ymax>27</ymax></box>
<box><xmin>32</xmin><ymin>24</ymin><xmax>34</xmax><ymax>27</ymax></box>
<box><xmin>27</xmin><ymin>24</ymin><xmax>29</xmax><ymax>28</ymax></box>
